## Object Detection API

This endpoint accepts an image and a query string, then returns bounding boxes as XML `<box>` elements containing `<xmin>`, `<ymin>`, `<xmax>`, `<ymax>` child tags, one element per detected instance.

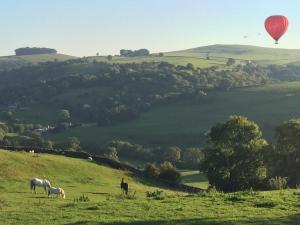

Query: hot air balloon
<box><xmin>265</xmin><ymin>15</ymin><xmax>289</xmax><ymax>44</ymax></box>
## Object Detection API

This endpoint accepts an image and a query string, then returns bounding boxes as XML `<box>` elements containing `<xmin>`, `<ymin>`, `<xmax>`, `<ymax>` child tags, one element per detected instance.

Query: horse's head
<box><xmin>44</xmin><ymin>179</ymin><xmax>51</xmax><ymax>189</ymax></box>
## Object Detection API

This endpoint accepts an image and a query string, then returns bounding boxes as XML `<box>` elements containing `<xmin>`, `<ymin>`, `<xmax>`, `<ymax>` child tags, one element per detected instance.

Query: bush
<box><xmin>255</xmin><ymin>200</ymin><xmax>277</xmax><ymax>208</ymax></box>
<box><xmin>146</xmin><ymin>190</ymin><xmax>165</xmax><ymax>200</ymax></box>
<box><xmin>159</xmin><ymin>162</ymin><xmax>181</xmax><ymax>183</ymax></box>
<box><xmin>74</xmin><ymin>194</ymin><xmax>90</xmax><ymax>202</ymax></box>
<box><xmin>268</xmin><ymin>176</ymin><xmax>287</xmax><ymax>190</ymax></box>
<box><xmin>144</xmin><ymin>163</ymin><xmax>160</xmax><ymax>178</ymax></box>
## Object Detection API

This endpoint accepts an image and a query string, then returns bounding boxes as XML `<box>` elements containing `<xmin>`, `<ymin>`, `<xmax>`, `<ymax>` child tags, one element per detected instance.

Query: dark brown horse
<box><xmin>120</xmin><ymin>178</ymin><xmax>128</xmax><ymax>195</ymax></box>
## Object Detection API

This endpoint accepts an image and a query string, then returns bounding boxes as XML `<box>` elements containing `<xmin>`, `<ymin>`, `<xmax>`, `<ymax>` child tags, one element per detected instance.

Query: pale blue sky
<box><xmin>1</xmin><ymin>0</ymin><xmax>300</xmax><ymax>56</ymax></box>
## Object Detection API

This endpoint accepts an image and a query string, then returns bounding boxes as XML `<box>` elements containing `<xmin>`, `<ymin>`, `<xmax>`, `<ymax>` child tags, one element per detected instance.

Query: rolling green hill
<box><xmin>165</xmin><ymin>44</ymin><xmax>300</xmax><ymax>65</ymax></box>
<box><xmin>0</xmin><ymin>53</ymin><xmax>76</xmax><ymax>70</ymax></box>
<box><xmin>88</xmin><ymin>45</ymin><xmax>300</xmax><ymax>66</ymax></box>
<box><xmin>0</xmin><ymin>149</ymin><xmax>299</xmax><ymax>225</ymax></box>
<box><xmin>48</xmin><ymin>81</ymin><xmax>300</xmax><ymax>146</ymax></box>
<box><xmin>17</xmin><ymin>53</ymin><xmax>76</xmax><ymax>63</ymax></box>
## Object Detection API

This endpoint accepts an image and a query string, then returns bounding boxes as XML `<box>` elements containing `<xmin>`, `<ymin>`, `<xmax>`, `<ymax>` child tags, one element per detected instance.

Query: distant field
<box><xmin>0</xmin><ymin>53</ymin><xmax>76</xmax><ymax>65</ymax></box>
<box><xmin>89</xmin><ymin>45</ymin><xmax>300</xmax><ymax>66</ymax></box>
<box><xmin>0</xmin><ymin>150</ymin><xmax>300</xmax><ymax>225</ymax></box>
<box><xmin>88</xmin><ymin>55</ymin><xmax>223</xmax><ymax>68</ymax></box>
<box><xmin>18</xmin><ymin>53</ymin><xmax>76</xmax><ymax>63</ymax></box>
<box><xmin>165</xmin><ymin>44</ymin><xmax>300</xmax><ymax>65</ymax></box>
<box><xmin>48</xmin><ymin>81</ymin><xmax>300</xmax><ymax>147</ymax></box>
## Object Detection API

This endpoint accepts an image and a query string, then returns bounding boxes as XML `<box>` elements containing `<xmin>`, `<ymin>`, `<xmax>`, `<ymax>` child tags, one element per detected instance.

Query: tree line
<box><xmin>1</xmin><ymin>60</ymin><xmax>299</xmax><ymax>127</ymax></box>
<box><xmin>15</xmin><ymin>47</ymin><xmax>57</xmax><ymax>56</ymax></box>
<box><xmin>201</xmin><ymin>115</ymin><xmax>300</xmax><ymax>192</ymax></box>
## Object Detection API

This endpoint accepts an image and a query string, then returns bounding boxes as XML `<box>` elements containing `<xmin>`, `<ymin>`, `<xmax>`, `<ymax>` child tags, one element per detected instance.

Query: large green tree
<box><xmin>272</xmin><ymin>119</ymin><xmax>300</xmax><ymax>186</ymax></box>
<box><xmin>200</xmin><ymin>115</ymin><xmax>267</xmax><ymax>192</ymax></box>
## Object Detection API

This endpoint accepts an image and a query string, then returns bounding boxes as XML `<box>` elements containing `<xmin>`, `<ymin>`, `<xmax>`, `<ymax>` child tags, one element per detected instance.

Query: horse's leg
<box><xmin>34</xmin><ymin>185</ymin><xmax>36</xmax><ymax>194</ymax></box>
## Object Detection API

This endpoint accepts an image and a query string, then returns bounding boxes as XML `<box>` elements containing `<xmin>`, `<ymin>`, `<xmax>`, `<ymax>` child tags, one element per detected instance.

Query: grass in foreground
<box><xmin>0</xmin><ymin>150</ymin><xmax>300</xmax><ymax>225</ymax></box>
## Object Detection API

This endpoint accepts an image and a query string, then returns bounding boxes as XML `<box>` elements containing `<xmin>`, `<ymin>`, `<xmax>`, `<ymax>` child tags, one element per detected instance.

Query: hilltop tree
<box><xmin>186</xmin><ymin>63</ymin><xmax>194</xmax><ymax>70</ymax></box>
<box><xmin>200</xmin><ymin>115</ymin><xmax>268</xmax><ymax>192</ymax></box>
<box><xmin>120</xmin><ymin>49</ymin><xmax>150</xmax><ymax>57</ymax></box>
<box><xmin>271</xmin><ymin>119</ymin><xmax>300</xmax><ymax>186</ymax></box>
<box><xmin>158</xmin><ymin>52</ymin><xmax>164</xmax><ymax>57</ymax></box>
<box><xmin>15</xmin><ymin>47</ymin><xmax>57</xmax><ymax>56</ymax></box>
<box><xmin>226</xmin><ymin>58</ymin><xmax>236</xmax><ymax>66</ymax></box>
<box><xmin>107</xmin><ymin>55</ymin><xmax>113</xmax><ymax>61</ymax></box>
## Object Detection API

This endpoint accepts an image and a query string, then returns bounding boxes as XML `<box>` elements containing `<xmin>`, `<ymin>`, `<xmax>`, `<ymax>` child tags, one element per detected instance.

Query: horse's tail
<box><xmin>60</xmin><ymin>189</ymin><xmax>65</xmax><ymax>199</ymax></box>
<box><xmin>30</xmin><ymin>179</ymin><xmax>34</xmax><ymax>190</ymax></box>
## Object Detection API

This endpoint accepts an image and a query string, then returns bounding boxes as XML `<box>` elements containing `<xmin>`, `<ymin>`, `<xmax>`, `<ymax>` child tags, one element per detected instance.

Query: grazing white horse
<box><xmin>48</xmin><ymin>187</ymin><xmax>65</xmax><ymax>199</ymax></box>
<box><xmin>30</xmin><ymin>178</ymin><xmax>51</xmax><ymax>194</ymax></box>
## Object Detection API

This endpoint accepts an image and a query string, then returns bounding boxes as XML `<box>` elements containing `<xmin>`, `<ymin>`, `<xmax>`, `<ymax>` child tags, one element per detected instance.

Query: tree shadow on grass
<box><xmin>65</xmin><ymin>214</ymin><xmax>300</xmax><ymax>225</ymax></box>
<box><xmin>32</xmin><ymin>196</ymin><xmax>48</xmax><ymax>199</ymax></box>
<box><xmin>85</xmin><ymin>192</ymin><xmax>109</xmax><ymax>195</ymax></box>
<box><xmin>181</xmin><ymin>172</ymin><xmax>207</xmax><ymax>183</ymax></box>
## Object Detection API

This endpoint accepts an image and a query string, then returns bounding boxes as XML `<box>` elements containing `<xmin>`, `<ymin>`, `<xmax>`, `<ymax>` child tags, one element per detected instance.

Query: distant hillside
<box><xmin>91</xmin><ymin>45</ymin><xmax>300</xmax><ymax>66</ymax></box>
<box><xmin>0</xmin><ymin>54</ymin><xmax>76</xmax><ymax>70</ymax></box>
<box><xmin>48</xmin><ymin>81</ymin><xmax>300</xmax><ymax>146</ymax></box>
<box><xmin>165</xmin><ymin>44</ymin><xmax>300</xmax><ymax>65</ymax></box>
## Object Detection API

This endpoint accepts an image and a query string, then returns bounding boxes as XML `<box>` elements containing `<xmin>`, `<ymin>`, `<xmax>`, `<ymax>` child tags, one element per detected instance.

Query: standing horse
<box><xmin>120</xmin><ymin>178</ymin><xmax>128</xmax><ymax>195</ymax></box>
<box><xmin>30</xmin><ymin>178</ymin><xmax>51</xmax><ymax>194</ymax></box>
<box><xmin>48</xmin><ymin>187</ymin><xmax>65</xmax><ymax>199</ymax></box>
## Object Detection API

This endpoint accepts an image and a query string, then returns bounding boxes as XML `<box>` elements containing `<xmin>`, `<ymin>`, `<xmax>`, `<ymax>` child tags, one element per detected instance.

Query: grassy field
<box><xmin>0</xmin><ymin>54</ymin><xmax>76</xmax><ymax>64</ymax></box>
<box><xmin>0</xmin><ymin>150</ymin><xmax>300</xmax><ymax>225</ymax></box>
<box><xmin>88</xmin><ymin>55</ymin><xmax>223</xmax><ymax>68</ymax></box>
<box><xmin>48</xmin><ymin>81</ymin><xmax>300</xmax><ymax>146</ymax></box>
<box><xmin>165</xmin><ymin>44</ymin><xmax>300</xmax><ymax>65</ymax></box>
<box><xmin>18</xmin><ymin>53</ymin><xmax>76</xmax><ymax>63</ymax></box>
<box><xmin>90</xmin><ymin>45</ymin><xmax>300</xmax><ymax>66</ymax></box>
<box><xmin>180</xmin><ymin>170</ymin><xmax>208</xmax><ymax>189</ymax></box>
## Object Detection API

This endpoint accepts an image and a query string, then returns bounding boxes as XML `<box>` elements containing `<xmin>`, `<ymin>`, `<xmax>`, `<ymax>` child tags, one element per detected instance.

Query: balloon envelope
<box><xmin>264</xmin><ymin>15</ymin><xmax>288</xmax><ymax>43</ymax></box>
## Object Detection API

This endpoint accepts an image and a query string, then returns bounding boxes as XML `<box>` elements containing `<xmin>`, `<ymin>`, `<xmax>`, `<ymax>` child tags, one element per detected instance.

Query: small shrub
<box><xmin>198</xmin><ymin>185</ymin><xmax>223</xmax><ymax>197</ymax></box>
<box><xmin>126</xmin><ymin>190</ymin><xmax>137</xmax><ymax>200</ymax></box>
<box><xmin>225</xmin><ymin>193</ymin><xmax>245</xmax><ymax>202</ymax></box>
<box><xmin>146</xmin><ymin>190</ymin><xmax>166</xmax><ymax>200</ymax></box>
<box><xmin>268</xmin><ymin>176</ymin><xmax>287</xmax><ymax>190</ymax></box>
<box><xmin>114</xmin><ymin>191</ymin><xmax>137</xmax><ymax>201</ymax></box>
<box><xmin>86</xmin><ymin>205</ymin><xmax>100</xmax><ymax>210</ymax></box>
<box><xmin>74</xmin><ymin>194</ymin><xmax>90</xmax><ymax>202</ymax></box>
<box><xmin>0</xmin><ymin>198</ymin><xmax>7</xmax><ymax>210</ymax></box>
<box><xmin>242</xmin><ymin>188</ymin><xmax>258</xmax><ymax>196</ymax></box>
<box><xmin>255</xmin><ymin>200</ymin><xmax>277</xmax><ymax>208</ymax></box>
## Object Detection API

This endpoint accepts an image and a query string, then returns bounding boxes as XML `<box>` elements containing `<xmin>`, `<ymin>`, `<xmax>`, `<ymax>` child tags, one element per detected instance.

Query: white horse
<box><xmin>30</xmin><ymin>178</ymin><xmax>51</xmax><ymax>194</ymax></box>
<box><xmin>48</xmin><ymin>187</ymin><xmax>65</xmax><ymax>199</ymax></box>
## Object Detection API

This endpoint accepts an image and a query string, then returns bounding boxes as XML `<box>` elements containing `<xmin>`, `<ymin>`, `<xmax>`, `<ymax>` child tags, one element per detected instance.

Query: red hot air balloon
<box><xmin>265</xmin><ymin>15</ymin><xmax>289</xmax><ymax>44</ymax></box>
